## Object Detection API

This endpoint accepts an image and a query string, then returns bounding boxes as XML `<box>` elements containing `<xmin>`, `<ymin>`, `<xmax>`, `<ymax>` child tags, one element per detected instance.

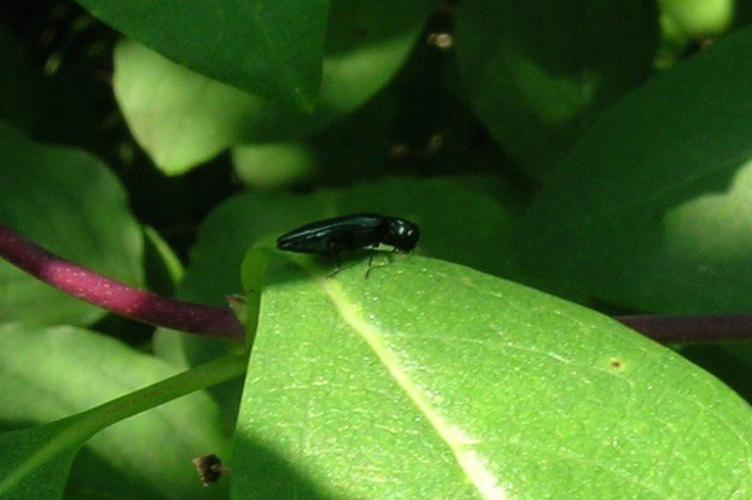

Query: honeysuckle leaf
<box><xmin>232</xmin><ymin>253</ymin><xmax>752</xmax><ymax>497</ymax></box>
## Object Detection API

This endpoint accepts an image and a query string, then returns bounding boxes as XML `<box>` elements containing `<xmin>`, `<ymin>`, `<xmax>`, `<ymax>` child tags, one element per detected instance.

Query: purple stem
<box><xmin>1</xmin><ymin>224</ymin><xmax>751</xmax><ymax>344</ymax></box>
<box><xmin>615</xmin><ymin>315</ymin><xmax>752</xmax><ymax>344</ymax></box>
<box><xmin>0</xmin><ymin>224</ymin><xmax>244</xmax><ymax>342</ymax></box>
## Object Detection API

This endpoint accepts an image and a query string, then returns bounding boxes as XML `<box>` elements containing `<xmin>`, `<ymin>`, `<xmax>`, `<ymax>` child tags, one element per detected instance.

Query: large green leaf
<box><xmin>232</xmin><ymin>253</ymin><xmax>752</xmax><ymax>497</ymax></box>
<box><xmin>113</xmin><ymin>0</ymin><xmax>430</xmax><ymax>174</ymax></box>
<box><xmin>0</xmin><ymin>324</ymin><xmax>233</xmax><ymax>499</ymax></box>
<box><xmin>76</xmin><ymin>0</ymin><xmax>329</xmax><ymax>110</ymax></box>
<box><xmin>455</xmin><ymin>0</ymin><xmax>658</xmax><ymax>178</ymax></box>
<box><xmin>517</xmin><ymin>27</ymin><xmax>752</xmax><ymax>314</ymax></box>
<box><xmin>0</xmin><ymin>122</ymin><xmax>142</xmax><ymax>326</ymax></box>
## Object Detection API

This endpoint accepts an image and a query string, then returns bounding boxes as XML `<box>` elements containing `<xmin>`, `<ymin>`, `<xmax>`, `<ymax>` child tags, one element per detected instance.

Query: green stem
<box><xmin>0</xmin><ymin>353</ymin><xmax>248</xmax><ymax>495</ymax></box>
<box><xmin>77</xmin><ymin>352</ymin><xmax>247</xmax><ymax>433</ymax></box>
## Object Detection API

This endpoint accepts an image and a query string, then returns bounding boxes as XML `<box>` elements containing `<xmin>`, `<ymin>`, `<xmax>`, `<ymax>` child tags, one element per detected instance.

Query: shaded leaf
<box><xmin>0</xmin><ymin>324</ymin><xmax>230</xmax><ymax>499</ymax></box>
<box><xmin>143</xmin><ymin>225</ymin><xmax>184</xmax><ymax>297</ymax></box>
<box><xmin>0</xmin><ymin>122</ymin><xmax>142</xmax><ymax>326</ymax></box>
<box><xmin>230</xmin><ymin>76</ymin><xmax>491</xmax><ymax>189</ymax></box>
<box><xmin>456</xmin><ymin>0</ymin><xmax>658</xmax><ymax>178</ymax></box>
<box><xmin>517</xmin><ymin>27</ymin><xmax>752</xmax><ymax>313</ymax></box>
<box><xmin>233</xmin><ymin>253</ymin><xmax>752</xmax><ymax>496</ymax></box>
<box><xmin>0</xmin><ymin>22</ymin><xmax>42</xmax><ymax>132</ymax></box>
<box><xmin>113</xmin><ymin>0</ymin><xmax>430</xmax><ymax>174</ymax></box>
<box><xmin>77</xmin><ymin>0</ymin><xmax>329</xmax><ymax>110</ymax></box>
<box><xmin>0</xmin><ymin>420</ymin><xmax>79</xmax><ymax>500</ymax></box>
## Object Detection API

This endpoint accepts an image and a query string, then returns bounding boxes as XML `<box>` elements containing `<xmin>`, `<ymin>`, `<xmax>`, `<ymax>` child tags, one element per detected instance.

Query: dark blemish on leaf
<box><xmin>193</xmin><ymin>454</ymin><xmax>226</xmax><ymax>486</ymax></box>
<box><xmin>608</xmin><ymin>358</ymin><xmax>625</xmax><ymax>370</ymax></box>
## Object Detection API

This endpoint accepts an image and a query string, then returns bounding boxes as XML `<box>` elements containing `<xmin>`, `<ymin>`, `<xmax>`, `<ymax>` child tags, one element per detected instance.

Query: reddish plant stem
<box><xmin>2</xmin><ymin>224</ymin><xmax>752</xmax><ymax>344</ymax></box>
<box><xmin>615</xmin><ymin>315</ymin><xmax>752</xmax><ymax>343</ymax></box>
<box><xmin>0</xmin><ymin>224</ymin><xmax>244</xmax><ymax>342</ymax></box>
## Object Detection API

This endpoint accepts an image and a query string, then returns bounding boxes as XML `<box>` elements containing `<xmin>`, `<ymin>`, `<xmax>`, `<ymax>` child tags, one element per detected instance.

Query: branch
<box><xmin>0</xmin><ymin>224</ymin><xmax>244</xmax><ymax>342</ymax></box>
<box><xmin>615</xmin><ymin>315</ymin><xmax>752</xmax><ymax>343</ymax></box>
<box><xmin>2</xmin><ymin>224</ymin><xmax>751</xmax><ymax>344</ymax></box>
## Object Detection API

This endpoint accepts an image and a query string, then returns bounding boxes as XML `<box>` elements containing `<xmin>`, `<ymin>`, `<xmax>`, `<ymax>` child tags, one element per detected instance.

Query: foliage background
<box><xmin>2</xmin><ymin>0</ymin><xmax>752</xmax><ymax>497</ymax></box>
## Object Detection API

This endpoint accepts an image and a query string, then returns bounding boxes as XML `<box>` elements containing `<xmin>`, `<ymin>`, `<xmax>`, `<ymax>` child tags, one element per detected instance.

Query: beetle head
<box><xmin>383</xmin><ymin>218</ymin><xmax>419</xmax><ymax>252</ymax></box>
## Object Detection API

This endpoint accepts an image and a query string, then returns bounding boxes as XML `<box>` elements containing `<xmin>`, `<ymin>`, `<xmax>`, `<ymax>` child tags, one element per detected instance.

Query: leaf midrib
<box><xmin>306</xmin><ymin>266</ymin><xmax>507</xmax><ymax>499</ymax></box>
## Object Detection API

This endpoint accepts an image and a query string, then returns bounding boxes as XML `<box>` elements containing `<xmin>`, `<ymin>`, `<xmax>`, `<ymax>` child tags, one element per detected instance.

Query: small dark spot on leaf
<box><xmin>609</xmin><ymin>358</ymin><xmax>624</xmax><ymax>370</ymax></box>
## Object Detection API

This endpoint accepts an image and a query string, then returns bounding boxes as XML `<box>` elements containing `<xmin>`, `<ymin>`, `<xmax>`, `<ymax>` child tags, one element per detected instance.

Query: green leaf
<box><xmin>0</xmin><ymin>324</ymin><xmax>236</xmax><ymax>499</ymax></box>
<box><xmin>76</xmin><ymin>0</ymin><xmax>329</xmax><ymax>110</ymax></box>
<box><xmin>517</xmin><ymin>27</ymin><xmax>752</xmax><ymax>314</ymax></box>
<box><xmin>232</xmin><ymin>142</ymin><xmax>316</xmax><ymax>189</ymax></box>
<box><xmin>113</xmin><ymin>0</ymin><xmax>430</xmax><ymax>174</ymax></box>
<box><xmin>660</xmin><ymin>0</ymin><xmax>735</xmax><ymax>37</ymax></box>
<box><xmin>112</xmin><ymin>40</ymin><xmax>254</xmax><ymax>172</ymax></box>
<box><xmin>143</xmin><ymin>225</ymin><xmax>184</xmax><ymax>296</ymax></box>
<box><xmin>455</xmin><ymin>0</ymin><xmax>658</xmax><ymax>178</ymax></box>
<box><xmin>0</xmin><ymin>420</ymin><xmax>80</xmax><ymax>500</ymax></box>
<box><xmin>0</xmin><ymin>122</ymin><xmax>143</xmax><ymax>326</ymax></box>
<box><xmin>233</xmin><ymin>253</ymin><xmax>752</xmax><ymax>496</ymax></box>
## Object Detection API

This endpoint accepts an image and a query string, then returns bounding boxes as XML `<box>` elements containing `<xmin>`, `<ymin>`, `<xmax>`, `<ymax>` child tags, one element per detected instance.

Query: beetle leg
<box><xmin>364</xmin><ymin>253</ymin><xmax>393</xmax><ymax>279</ymax></box>
<box><xmin>323</xmin><ymin>241</ymin><xmax>342</xmax><ymax>278</ymax></box>
<box><xmin>327</xmin><ymin>266</ymin><xmax>341</xmax><ymax>278</ymax></box>
<box><xmin>327</xmin><ymin>255</ymin><xmax>343</xmax><ymax>278</ymax></box>
<box><xmin>364</xmin><ymin>255</ymin><xmax>375</xmax><ymax>279</ymax></box>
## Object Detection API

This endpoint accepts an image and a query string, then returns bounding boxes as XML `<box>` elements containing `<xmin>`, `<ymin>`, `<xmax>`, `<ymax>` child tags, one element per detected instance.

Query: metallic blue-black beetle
<box><xmin>276</xmin><ymin>213</ymin><xmax>419</xmax><ymax>257</ymax></box>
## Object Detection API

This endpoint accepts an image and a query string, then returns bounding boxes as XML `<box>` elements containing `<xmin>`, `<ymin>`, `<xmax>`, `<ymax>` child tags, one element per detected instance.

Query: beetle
<box><xmin>276</xmin><ymin>213</ymin><xmax>419</xmax><ymax>257</ymax></box>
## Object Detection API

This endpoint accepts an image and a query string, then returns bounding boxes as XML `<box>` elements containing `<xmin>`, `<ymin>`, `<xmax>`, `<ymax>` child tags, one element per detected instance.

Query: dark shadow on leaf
<box><xmin>232</xmin><ymin>431</ymin><xmax>354</xmax><ymax>499</ymax></box>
